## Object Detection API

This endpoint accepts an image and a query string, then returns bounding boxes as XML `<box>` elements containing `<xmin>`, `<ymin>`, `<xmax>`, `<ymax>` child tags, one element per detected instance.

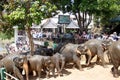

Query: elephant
<box><xmin>48</xmin><ymin>52</ymin><xmax>65</xmax><ymax>78</ymax></box>
<box><xmin>59</xmin><ymin>43</ymin><xmax>84</xmax><ymax>71</ymax></box>
<box><xmin>16</xmin><ymin>55</ymin><xmax>52</xmax><ymax>80</ymax></box>
<box><xmin>0</xmin><ymin>54</ymin><xmax>24</xmax><ymax>80</ymax></box>
<box><xmin>0</xmin><ymin>53</ymin><xmax>9</xmax><ymax>60</ymax></box>
<box><xmin>108</xmin><ymin>41</ymin><xmax>120</xmax><ymax>78</ymax></box>
<box><xmin>83</xmin><ymin>39</ymin><xmax>109</xmax><ymax>68</ymax></box>
<box><xmin>53</xmin><ymin>42</ymin><xmax>68</xmax><ymax>53</ymax></box>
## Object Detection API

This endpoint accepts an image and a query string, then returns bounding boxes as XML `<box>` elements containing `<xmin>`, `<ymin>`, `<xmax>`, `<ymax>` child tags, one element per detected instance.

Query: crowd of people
<box><xmin>79</xmin><ymin>31</ymin><xmax>120</xmax><ymax>41</ymax></box>
<box><xmin>5</xmin><ymin>29</ymin><xmax>120</xmax><ymax>54</ymax></box>
<box><xmin>31</xmin><ymin>29</ymin><xmax>120</xmax><ymax>42</ymax></box>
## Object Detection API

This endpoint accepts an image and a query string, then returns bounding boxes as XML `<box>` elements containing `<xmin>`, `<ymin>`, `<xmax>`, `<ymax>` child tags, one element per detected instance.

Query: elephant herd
<box><xmin>0</xmin><ymin>39</ymin><xmax>120</xmax><ymax>80</ymax></box>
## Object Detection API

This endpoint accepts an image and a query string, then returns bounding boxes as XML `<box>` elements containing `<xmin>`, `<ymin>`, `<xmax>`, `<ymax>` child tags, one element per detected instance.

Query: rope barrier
<box><xmin>0</xmin><ymin>68</ymin><xmax>19</xmax><ymax>80</ymax></box>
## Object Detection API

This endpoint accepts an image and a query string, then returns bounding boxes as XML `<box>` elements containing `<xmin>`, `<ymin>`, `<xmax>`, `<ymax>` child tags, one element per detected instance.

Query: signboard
<box><xmin>58</xmin><ymin>15</ymin><xmax>70</xmax><ymax>24</ymax></box>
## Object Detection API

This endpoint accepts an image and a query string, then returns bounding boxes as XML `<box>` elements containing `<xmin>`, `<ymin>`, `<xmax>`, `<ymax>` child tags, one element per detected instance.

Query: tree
<box><xmin>50</xmin><ymin>0</ymin><xmax>120</xmax><ymax>33</ymax></box>
<box><xmin>94</xmin><ymin>0</ymin><xmax>120</xmax><ymax>25</ymax></box>
<box><xmin>0</xmin><ymin>0</ymin><xmax>12</xmax><ymax>39</ymax></box>
<box><xmin>51</xmin><ymin>0</ymin><xmax>98</xmax><ymax>33</ymax></box>
<box><xmin>1</xmin><ymin>0</ymin><xmax>57</xmax><ymax>55</ymax></box>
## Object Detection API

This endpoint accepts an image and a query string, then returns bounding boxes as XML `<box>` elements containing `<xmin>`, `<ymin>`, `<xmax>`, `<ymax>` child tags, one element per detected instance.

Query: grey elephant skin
<box><xmin>84</xmin><ymin>39</ymin><xmax>107</xmax><ymax>67</ymax></box>
<box><xmin>20</xmin><ymin>55</ymin><xmax>52</xmax><ymax>80</ymax></box>
<box><xmin>0</xmin><ymin>54</ymin><xmax>24</xmax><ymax>80</ymax></box>
<box><xmin>50</xmin><ymin>53</ymin><xmax>65</xmax><ymax>77</ymax></box>
<box><xmin>108</xmin><ymin>41</ymin><xmax>120</xmax><ymax>78</ymax></box>
<box><xmin>59</xmin><ymin>43</ymin><xmax>83</xmax><ymax>71</ymax></box>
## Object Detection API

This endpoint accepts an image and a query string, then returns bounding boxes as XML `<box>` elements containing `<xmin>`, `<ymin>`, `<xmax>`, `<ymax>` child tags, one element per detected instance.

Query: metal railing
<box><xmin>0</xmin><ymin>68</ymin><xmax>19</xmax><ymax>80</ymax></box>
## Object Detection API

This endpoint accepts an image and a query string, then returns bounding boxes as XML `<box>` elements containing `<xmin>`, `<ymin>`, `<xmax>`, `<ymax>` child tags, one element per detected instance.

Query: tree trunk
<box><xmin>25</xmin><ymin>25</ymin><xmax>34</xmax><ymax>56</ymax></box>
<box><xmin>74</xmin><ymin>11</ymin><xmax>92</xmax><ymax>34</ymax></box>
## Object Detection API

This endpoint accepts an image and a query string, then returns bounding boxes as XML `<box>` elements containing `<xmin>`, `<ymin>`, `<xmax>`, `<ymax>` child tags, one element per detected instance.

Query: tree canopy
<box><xmin>0</xmin><ymin>0</ymin><xmax>57</xmax><ymax>39</ymax></box>
<box><xmin>0</xmin><ymin>0</ymin><xmax>120</xmax><ymax>37</ymax></box>
<box><xmin>0</xmin><ymin>0</ymin><xmax>57</xmax><ymax>55</ymax></box>
<box><xmin>50</xmin><ymin>0</ymin><xmax>120</xmax><ymax>33</ymax></box>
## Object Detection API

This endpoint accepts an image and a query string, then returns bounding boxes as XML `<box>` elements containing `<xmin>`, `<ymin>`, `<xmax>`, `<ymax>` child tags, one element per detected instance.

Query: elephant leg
<box><xmin>56</xmin><ymin>61</ymin><xmax>61</xmax><ymax>77</ymax></box>
<box><xmin>33</xmin><ymin>70</ymin><xmax>37</xmax><ymax>76</ymax></box>
<box><xmin>46</xmin><ymin>71</ymin><xmax>50</xmax><ymax>78</ymax></box>
<box><xmin>85</xmin><ymin>54</ymin><xmax>89</xmax><ymax>65</ymax></box>
<box><xmin>73</xmin><ymin>55</ymin><xmax>83</xmax><ymax>71</ymax></box>
<box><xmin>46</xmin><ymin>69</ymin><xmax>50</xmax><ymax>79</ymax></box>
<box><xmin>86</xmin><ymin>55</ymin><xmax>95</xmax><ymax>70</ymax></box>
<box><xmin>60</xmin><ymin>59</ymin><xmax>65</xmax><ymax>76</ymax></box>
<box><xmin>52</xmin><ymin>67</ymin><xmax>55</xmax><ymax>78</ymax></box>
<box><xmin>97</xmin><ymin>52</ymin><xmax>107</xmax><ymax>68</ymax></box>
<box><xmin>96</xmin><ymin>55</ymin><xmax>100</xmax><ymax>64</ymax></box>
<box><xmin>13</xmin><ymin>67</ymin><xmax>24</xmax><ymax>80</ymax></box>
<box><xmin>105</xmin><ymin>51</ymin><xmax>111</xmax><ymax>63</ymax></box>
<box><xmin>23</xmin><ymin>62</ymin><xmax>29</xmax><ymax>80</ymax></box>
<box><xmin>112</xmin><ymin>65</ymin><xmax>119</xmax><ymax>78</ymax></box>
<box><xmin>38</xmin><ymin>69</ymin><xmax>42</xmax><ymax>80</ymax></box>
<box><xmin>85</xmin><ymin>49</ymin><xmax>92</xmax><ymax>66</ymax></box>
<box><xmin>43</xmin><ymin>66</ymin><xmax>49</xmax><ymax>78</ymax></box>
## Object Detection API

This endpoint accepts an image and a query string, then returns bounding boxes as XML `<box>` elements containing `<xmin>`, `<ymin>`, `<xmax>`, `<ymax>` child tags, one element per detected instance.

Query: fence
<box><xmin>0</xmin><ymin>68</ymin><xmax>19</xmax><ymax>80</ymax></box>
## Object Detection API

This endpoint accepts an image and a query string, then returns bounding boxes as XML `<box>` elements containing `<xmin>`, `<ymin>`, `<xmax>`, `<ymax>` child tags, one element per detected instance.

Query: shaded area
<box><xmin>109</xmin><ymin>24</ymin><xmax>120</xmax><ymax>34</ymax></box>
<box><xmin>110</xmin><ymin>15</ymin><xmax>120</xmax><ymax>22</ymax></box>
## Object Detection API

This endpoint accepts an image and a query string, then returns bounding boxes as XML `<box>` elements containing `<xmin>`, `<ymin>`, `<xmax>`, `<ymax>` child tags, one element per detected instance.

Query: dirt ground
<box><xmin>41</xmin><ymin>65</ymin><xmax>119</xmax><ymax>80</ymax></box>
<box><xmin>28</xmin><ymin>55</ymin><xmax>120</xmax><ymax>80</ymax></box>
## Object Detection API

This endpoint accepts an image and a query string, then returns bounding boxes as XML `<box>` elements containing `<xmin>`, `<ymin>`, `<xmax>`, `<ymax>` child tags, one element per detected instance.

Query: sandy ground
<box><xmin>41</xmin><ymin>65</ymin><xmax>120</xmax><ymax>80</ymax></box>
<box><xmin>28</xmin><ymin>64</ymin><xmax>120</xmax><ymax>80</ymax></box>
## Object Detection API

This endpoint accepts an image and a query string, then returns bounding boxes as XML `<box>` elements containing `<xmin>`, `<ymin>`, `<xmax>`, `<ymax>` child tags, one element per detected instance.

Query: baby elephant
<box><xmin>46</xmin><ymin>53</ymin><xmax>65</xmax><ymax>78</ymax></box>
<box><xmin>16</xmin><ymin>55</ymin><xmax>51</xmax><ymax>80</ymax></box>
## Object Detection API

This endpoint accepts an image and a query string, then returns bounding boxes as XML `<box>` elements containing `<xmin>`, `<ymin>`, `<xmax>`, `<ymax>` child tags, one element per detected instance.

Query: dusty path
<box><xmin>28</xmin><ymin>64</ymin><xmax>120</xmax><ymax>80</ymax></box>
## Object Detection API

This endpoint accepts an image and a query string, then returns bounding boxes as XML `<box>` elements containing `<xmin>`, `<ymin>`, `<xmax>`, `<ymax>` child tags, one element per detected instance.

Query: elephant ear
<box><xmin>13</xmin><ymin>57</ymin><xmax>23</xmax><ymax>68</ymax></box>
<box><xmin>101</xmin><ymin>43</ymin><xmax>109</xmax><ymax>51</ymax></box>
<box><xmin>102</xmin><ymin>39</ymin><xmax>113</xmax><ymax>50</ymax></box>
<box><xmin>77</xmin><ymin>44</ymin><xmax>88</xmax><ymax>55</ymax></box>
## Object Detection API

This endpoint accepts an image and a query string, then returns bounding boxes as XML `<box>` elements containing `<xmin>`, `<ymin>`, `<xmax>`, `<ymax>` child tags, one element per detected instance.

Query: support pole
<box><xmin>13</xmin><ymin>26</ymin><xmax>18</xmax><ymax>45</ymax></box>
<box><xmin>0</xmin><ymin>68</ymin><xmax>6</xmax><ymax>80</ymax></box>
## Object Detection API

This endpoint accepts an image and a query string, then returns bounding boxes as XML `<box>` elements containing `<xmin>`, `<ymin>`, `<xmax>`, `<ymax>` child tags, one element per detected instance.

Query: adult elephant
<box><xmin>83</xmin><ymin>39</ymin><xmax>109</xmax><ymax>68</ymax></box>
<box><xmin>0</xmin><ymin>54</ymin><xmax>24</xmax><ymax>80</ymax></box>
<box><xmin>59</xmin><ymin>43</ymin><xmax>84</xmax><ymax>71</ymax></box>
<box><xmin>108</xmin><ymin>41</ymin><xmax>120</xmax><ymax>78</ymax></box>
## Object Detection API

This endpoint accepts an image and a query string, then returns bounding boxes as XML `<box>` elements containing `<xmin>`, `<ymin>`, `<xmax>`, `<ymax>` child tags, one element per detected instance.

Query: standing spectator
<box><xmin>108</xmin><ymin>32</ymin><xmax>118</xmax><ymax>41</ymax></box>
<box><xmin>81</xmin><ymin>31</ymin><xmax>87</xmax><ymax>38</ymax></box>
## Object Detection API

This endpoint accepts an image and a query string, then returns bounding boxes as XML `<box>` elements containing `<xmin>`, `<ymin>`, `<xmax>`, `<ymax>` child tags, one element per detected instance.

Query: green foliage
<box><xmin>0</xmin><ymin>0</ymin><xmax>57</xmax><ymax>39</ymax></box>
<box><xmin>7</xmin><ymin>7</ymin><xmax>25</xmax><ymax>25</ymax></box>
<box><xmin>0</xmin><ymin>29</ymin><xmax>14</xmax><ymax>39</ymax></box>
<box><xmin>79</xmin><ymin>0</ymin><xmax>98</xmax><ymax>13</ymax></box>
<box><xmin>40</xmin><ymin>2</ymin><xmax>57</xmax><ymax>18</ymax></box>
<box><xmin>95</xmin><ymin>0</ymin><xmax>120</xmax><ymax>25</ymax></box>
<box><xmin>55</xmin><ymin>0</ymin><xmax>120</xmax><ymax>27</ymax></box>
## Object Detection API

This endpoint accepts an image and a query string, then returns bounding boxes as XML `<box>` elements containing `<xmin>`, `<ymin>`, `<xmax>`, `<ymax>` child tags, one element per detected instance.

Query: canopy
<box><xmin>42</xmin><ymin>19</ymin><xmax>57</xmax><ymax>28</ymax></box>
<box><xmin>66</xmin><ymin>20</ymin><xmax>79</xmax><ymax>29</ymax></box>
<box><xmin>31</xmin><ymin>23</ymin><xmax>41</xmax><ymax>28</ymax></box>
